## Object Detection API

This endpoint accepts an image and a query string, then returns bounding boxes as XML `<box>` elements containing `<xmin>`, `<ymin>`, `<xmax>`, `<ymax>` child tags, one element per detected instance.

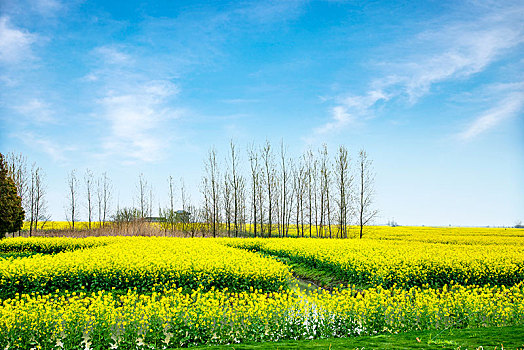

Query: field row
<box><xmin>0</xmin><ymin>236</ymin><xmax>111</xmax><ymax>254</ymax></box>
<box><xmin>2</xmin><ymin>233</ymin><xmax>524</xmax><ymax>300</ymax></box>
<box><xmin>0</xmin><ymin>237</ymin><xmax>291</xmax><ymax>299</ymax></box>
<box><xmin>2</xmin><ymin>283</ymin><xmax>523</xmax><ymax>349</ymax></box>
<box><xmin>223</xmin><ymin>237</ymin><xmax>524</xmax><ymax>288</ymax></box>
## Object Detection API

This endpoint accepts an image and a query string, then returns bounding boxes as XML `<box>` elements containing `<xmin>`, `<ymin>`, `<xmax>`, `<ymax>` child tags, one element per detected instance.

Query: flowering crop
<box><xmin>22</xmin><ymin>221</ymin><xmax>92</xmax><ymax>231</ymax></box>
<box><xmin>0</xmin><ymin>283</ymin><xmax>523</xmax><ymax>349</ymax></box>
<box><xmin>1</xmin><ymin>228</ymin><xmax>523</xmax><ymax>349</ymax></box>
<box><xmin>223</xmin><ymin>234</ymin><xmax>524</xmax><ymax>288</ymax></box>
<box><xmin>0</xmin><ymin>237</ymin><xmax>292</xmax><ymax>298</ymax></box>
<box><xmin>0</xmin><ymin>236</ymin><xmax>112</xmax><ymax>254</ymax></box>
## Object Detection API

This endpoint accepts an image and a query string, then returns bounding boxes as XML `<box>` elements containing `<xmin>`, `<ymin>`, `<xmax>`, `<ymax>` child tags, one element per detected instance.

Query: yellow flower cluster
<box><xmin>21</xmin><ymin>221</ymin><xmax>92</xmax><ymax>231</ymax></box>
<box><xmin>0</xmin><ymin>236</ymin><xmax>111</xmax><ymax>254</ymax></box>
<box><xmin>1</xmin><ymin>228</ymin><xmax>523</xmax><ymax>349</ymax></box>
<box><xmin>359</xmin><ymin>226</ymin><xmax>524</xmax><ymax>246</ymax></box>
<box><xmin>0</xmin><ymin>237</ymin><xmax>292</xmax><ymax>298</ymax></box>
<box><xmin>223</xmin><ymin>231</ymin><xmax>524</xmax><ymax>288</ymax></box>
<box><xmin>1</xmin><ymin>282</ymin><xmax>523</xmax><ymax>348</ymax></box>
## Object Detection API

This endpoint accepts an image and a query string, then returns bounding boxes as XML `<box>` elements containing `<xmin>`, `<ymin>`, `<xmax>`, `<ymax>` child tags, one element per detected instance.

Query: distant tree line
<box><xmin>2</xmin><ymin>141</ymin><xmax>378</xmax><ymax>238</ymax></box>
<box><xmin>2</xmin><ymin>152</ymin><xmax>50</xmax><ymax>237</ymax></box>
<box><xmin>199</xmin><ymin>140</ymin><xmax>378</xmax><ymax>239</ymax></box>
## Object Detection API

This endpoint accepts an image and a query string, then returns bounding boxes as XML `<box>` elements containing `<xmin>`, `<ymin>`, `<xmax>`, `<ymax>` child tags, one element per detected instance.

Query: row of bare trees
<box><xmin>65</xmin><ymin>169</ymin><xmax>112</xmax><ymax>231</ymax></box>
<box><xmin>4</xmin><ymin>152</ymin><xmax>50</xmax><ymax>236</ymax></box>
<box><xmin>200</xmin><ymin>140</ymin><xmax>377</xmax><ymax>239</ymax></box>
<box><xmin>5</xmin><ymin>141</ymin><xmax>377</xmax><ymax>238</ymax></box>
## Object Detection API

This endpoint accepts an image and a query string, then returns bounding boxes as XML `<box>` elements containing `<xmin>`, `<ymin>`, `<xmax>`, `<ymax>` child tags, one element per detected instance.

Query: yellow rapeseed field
<box><xmin>0</xmin><ymin>237</ymin><xmax>291</xmax><ymax>299</ymax></box>
<box><xmin>0</xmin><ymin>226</ymin><xmax>522</xmax><ymax>348</ymax></box>
<box><xmin>223</xmin><ymin>227</ymin><xmax>524</xmax><ymax>288</ymax></box>
<box><xmin>1</xmin><ymin>283</ymin><xmax>523</xmax><ymax>348</ymax></box>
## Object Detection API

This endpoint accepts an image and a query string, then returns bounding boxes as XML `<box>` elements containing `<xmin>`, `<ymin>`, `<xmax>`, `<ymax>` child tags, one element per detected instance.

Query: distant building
<box><xmin>144</xmin><ymin>216</ymin><xmax>165</xmax><ymax>223</ymax></box>
<box><xmin>145</xmin><ymin>210</ymin><xmax>191</xmax><ymax>223</ymax></box>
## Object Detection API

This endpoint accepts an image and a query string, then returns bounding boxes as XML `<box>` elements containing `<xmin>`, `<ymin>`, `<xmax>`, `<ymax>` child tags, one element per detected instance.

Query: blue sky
<box><xmin>1</xmin><ymin>0</ymin><xmax>523</xmax><ymax>226</ymax></box>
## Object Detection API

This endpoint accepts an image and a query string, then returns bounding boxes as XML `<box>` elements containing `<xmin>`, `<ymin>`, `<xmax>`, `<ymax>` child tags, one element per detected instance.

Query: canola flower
<box><xmin>223</xmin><ymin>236</ymin><xmax>524</xmax><ymax>288</ymax></box>
<box><xmin>0</xmin><ymin>236</ymin><xmax>112</xmax><ymax>254</ymax></box>
<box><xmin>0</xmin><ymin>237</ymin><xmax>291</xmax><ymax>299</ymax></box>
<box><xmin>0</xmin><ymin>283</ymin><xmax>523</xmax><ymax>349</ymax></box>
<box><xmin>1</xmin><ymin>229</ymin><xmax>523</xmax><ymax>349</ymax></box>
<box><xmin>21</xmin><ymin>221</ymin><xmax>93</xmax><ymax>231</ymax></box>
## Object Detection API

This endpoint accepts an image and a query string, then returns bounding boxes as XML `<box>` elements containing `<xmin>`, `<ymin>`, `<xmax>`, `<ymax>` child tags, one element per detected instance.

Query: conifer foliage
<box><xmin>0</xmin><ymin>153</ymin><xmax>24</xmax><ymax>238</ymax></box>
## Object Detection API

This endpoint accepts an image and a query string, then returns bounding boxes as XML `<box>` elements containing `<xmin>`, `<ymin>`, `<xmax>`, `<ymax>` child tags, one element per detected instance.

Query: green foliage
<box><xmin>186</xmin><ymin>326</ymin><xmax>524</xmax><ymax>349</ymax></box>
<box><xmin>0</xmin><ymin>153</ymin><xmax>24</xmax><ymax>238</ymax></box>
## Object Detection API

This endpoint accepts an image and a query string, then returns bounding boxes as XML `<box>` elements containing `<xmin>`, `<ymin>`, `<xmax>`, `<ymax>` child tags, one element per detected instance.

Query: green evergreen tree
<box><xmin>0</xmin><ymin>153</ymin><xmax>24</xmax><ymax>238</ymax></box>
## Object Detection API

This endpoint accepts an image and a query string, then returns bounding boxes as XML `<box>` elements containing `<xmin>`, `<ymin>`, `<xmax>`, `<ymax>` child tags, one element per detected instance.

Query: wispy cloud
<box><xmin>30</xmin><ymin>0</ymin><xmax>63</xmax><ymax>17</ymax></box>
<box><xmin>98</xmin><ymin>80</ymin><xmax>181</xmax><ymax>162</ymax></box>
<box><xmin>1</xmin><ymin>0</ymin><xmax>63</xmax><ymax>18</ymax></box>
<box><xmin>458</xmin><ymin>90</ymin><xmax>524</xmax><ymax>141</ymax></box>
<box><xmin>13</xmin><ymin>131</ymin><xmax>74</xmax><ymax>162</ymax></box>
<box><xmin>94</xmin><ymin>45</ymin><xmax>133</xmax><ymax>66</ymax></box>
<box><xmin>314</xmin><ymin>2</ymin><xmax>524</xmax><ymax>136</ymax></box>
<box><xmin>13</xmin><ymin>98</ymin><xmax>55</xmax><ymax>123</ymax></box>
<box><xmin>314</xmin><ymin>106</ymin><xmax>355</xmax><ymax>134</ymax></box>
<box><xmin>314</xmin><ymin>89</ymin><xmax>389</xmax><ymax>135</ymax></box>
<box><xmin>0</xmin><ymin>16</ymin><xmax>37</xmax><ymax>64</ymax></box>
<box><xmin>87</xmin><ymin>46</ymin><xmax>182</xmax><ymax>163</ymax></box>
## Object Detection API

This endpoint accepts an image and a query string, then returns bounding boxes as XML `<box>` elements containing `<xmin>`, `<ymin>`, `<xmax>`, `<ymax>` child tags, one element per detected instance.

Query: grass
<box><xmin>256</xmin><ymin>251</ymin><xmax>359</xmax><ymax>291</ymax></box>
<box><xmin>183</xmin><ymin>326</ymin><xmax>524</xmax><ymax>349</ymax></box>
<box><xmin>244</xmin><ymin>252</ymin><xmax>524</xmax><ymax>350</ymax></box>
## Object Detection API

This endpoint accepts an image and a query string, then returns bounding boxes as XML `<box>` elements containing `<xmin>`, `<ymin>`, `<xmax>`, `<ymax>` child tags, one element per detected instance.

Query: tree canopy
<box><xmin>0</xmin><ymin>153</ymin><xmax>24</xmax><ymax>238</ymax></box>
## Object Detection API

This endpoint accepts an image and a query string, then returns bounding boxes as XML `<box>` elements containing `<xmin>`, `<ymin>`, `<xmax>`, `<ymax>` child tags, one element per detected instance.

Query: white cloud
<box><xmin>458</xmin><ymin>91</ymin><xmax>524</xmax><ymax>141</ymax></box>
<box><xmin>314</xmin><ymin>106</ymin><xmax>354</xmax><ymax>134</ymax></box>
<box><xmin>0</xmin><ymin>16</ymin><xmax>37</xmax><ymax>64</ymax></box>
<box><xmin>314</xmin><ymin>3</ymin><xmax>524</xmax><ymax>136</ymax></box>
<box><xmin>94</xmin><ymin>45</ymin><xmax>133</xmax><ymax>65</ymax></box>
<box><xmin>14</xmin><ymin>131</ymin><xmax>73</xmax><ymax>162</ymax></box>
<box><xmin>85</xmin><ymin>43</ymin><xmax>185</xmax><ymax>163</ymax></box>
<box><xmin>13</xmin><ymin>98</ymin><xmax>55</xmax><ymax>123</ymax></box>
<box><xmin>32</xmin><ymin>0</ymin><xmax>62</xmax><ymax>16</ymax></box>
<box><xmin>398</xmin><ymin>22</ymin><xmax>523</xmax><ymax>101</ymax></box>
<box><xmin>98</xmin><ymin>80</ymin><xmax>181</xmax><ymax>162</ymax></box>
<box><xmin>315</xmin><ymin>90</ymin><xmax>388</xmax><ymax>135</ymax></box>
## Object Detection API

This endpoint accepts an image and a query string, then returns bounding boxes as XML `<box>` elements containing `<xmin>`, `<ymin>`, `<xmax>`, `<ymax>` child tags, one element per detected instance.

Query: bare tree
<box><xmin>334</xmin><ymin>145</ymin><xmax>353</xmax><ymax>238</ymax></box>
<box><xmin>292</xmin><ymin>158</ymin><xmax>306</xmax><ymax>237</ymax></box>
<box><xmin>304</xmin><ymin>149</ymin><xmax>316</xmax><ymax>237</ymax></box>
<box><xmin>149</xmin><ymin>186</ymin><xmax>154</xmax><ymax>218</ymax></box>
<box><xmin>158</xmin><ymin>206</ymin><xmax>170</xmax><ymax>236</ymax></box>
<box><xmin>305</xmin><ymin>149</ymin><xmax>321</xmax><ymax>237</ymax></box>
<box><xmin>5</xmin><ymin>152</ymin><xmax>29</xmax><ymax>235</ymax></box>
<box><xmin>27</xmin><ymin>164</ymin><xmax>49</xmax><ymax>235</ymax></box>
<box><xmin>357</xmin><ymin>149</ymin><xmax>378</xmax><ymax>238</ymax></box>
<box><xmin>136</xmin><ymin>173</ymin><xmax>149</xmax><ymax>218</ymax></box>
<box><xmin>223</xmin><ymin>172</ymin><xmax>232</xmax><ymax>236</ymax></box>
<box><xmin>256</xmin><ymin>159</ymin><xmax>266</xmax><ymax>237</ymax></box>
<box><xmin>84</xmin><ymin>169</ymin><xmax>94</xmax><ymax>230</ymax></box>
<box><xmin>96</xmin><ymin>172</ymin><xmax>112</xmax><ymax>227</ymax></box>
<box><xmin>319</xmin><ymin>144</ymin><xmax>332</xmax><ymax>238</ymax></box>
<box><xmin>66</xmin><ymin>170</ymin><xmax>79</xmax><ymax>231</ymax></box>
<box><xmin>238</xmin><ymin>174</ymin><xmax>247</xmax><ymax>235</ymax></box>
<box><xmin>202</xmin><ymin>148</ymin><xmax>220</xmax><ymax>237</ymax></box>
<box><xmin>167</xmin><ymin>175</ymin><xmax>176</xmax><ymax>233</ymax></box>
<box><xmin>279</xmin><ymin>140</ymin><xmax>291</xmax><ymax>237</ymax></box>
<box><xmin>179</xmin><ymin>178</ymin><xmax>189</xmax><ymax>233</ymax></box>
<box><xmin>248</xmin><ymin>143</ymin><xmax>261</xmax><ymax>237</ymax></box>
<box><xmin>261</xmin><ymin>140</ymin><xmax>276</xmax><ymax>237</ymax></box>
<box><xmin>228</xmin><ymin>140</ymin><xmax>245</xmax><ymax>236</ymax></box>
